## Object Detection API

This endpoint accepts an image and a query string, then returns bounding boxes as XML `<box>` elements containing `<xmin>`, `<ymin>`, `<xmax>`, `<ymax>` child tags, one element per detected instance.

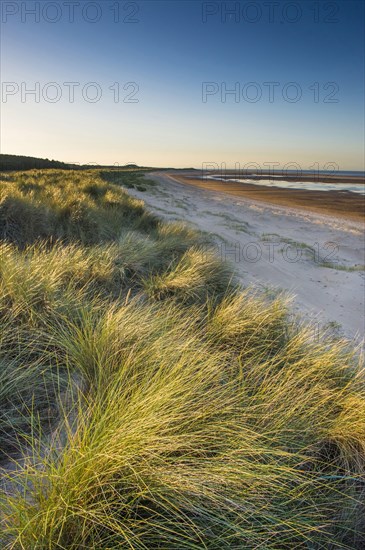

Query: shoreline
<box><xmin>167</xmin><ymin>172</ymin><xmax>365</xmax><ymax>222</ymax></box>
<box><xmin>204</xmin><ymin>172</ymin><xmax>365</xmax><ymax>185</ymax></box>
<box><xmin>133</xmin><ymin>171</ymin><xmax>365</xmax><ymax>341</ymax></box>
<box><xmin>174</xmin><ymin>169</ymin><xmax>365</xmax><ymax>185</ymax></box>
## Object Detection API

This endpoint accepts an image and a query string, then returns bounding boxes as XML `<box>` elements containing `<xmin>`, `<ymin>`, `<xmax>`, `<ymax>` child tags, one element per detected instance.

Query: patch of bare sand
<box><xmin>131</xmin><ymin>172</ymin><xmax>364</xmax><ymax>343</ymax></box>
<box><xmin>175</xmin><ymin>172</ymin><xmax>365</xmax><ymax>222</ymax></box>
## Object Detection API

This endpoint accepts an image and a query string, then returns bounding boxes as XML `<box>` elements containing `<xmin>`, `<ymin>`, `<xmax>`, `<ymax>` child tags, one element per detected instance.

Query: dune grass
<box><xmin>0</xmin><ymin>169</ymin><xmax>364</xmax><ymax>548</ymax></box>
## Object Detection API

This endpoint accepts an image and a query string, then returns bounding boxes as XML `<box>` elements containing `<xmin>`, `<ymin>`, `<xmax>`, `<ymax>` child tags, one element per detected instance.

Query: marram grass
<box><xmin>0</xmin><ymin>170</ymin><xmax>364</xmax><ymax>548</ymax></box>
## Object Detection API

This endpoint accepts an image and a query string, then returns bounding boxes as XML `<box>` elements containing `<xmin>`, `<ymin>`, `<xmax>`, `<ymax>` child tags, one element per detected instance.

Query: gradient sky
<box><xmin>1</xmin><ymin>0</ymin><xmax>364</xmax><ymax>169</ymax></box>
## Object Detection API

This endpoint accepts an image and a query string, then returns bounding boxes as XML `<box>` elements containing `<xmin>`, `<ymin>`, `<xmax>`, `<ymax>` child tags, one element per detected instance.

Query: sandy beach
<box><xmin>130</xmin><ymin>171</ymin><xmax>365</xmax><ymax>342</ymax></box>
<box><xmin>171</xmin><ymin>172</ymin><xmax>365</xmax><ymax>221</ymax></box>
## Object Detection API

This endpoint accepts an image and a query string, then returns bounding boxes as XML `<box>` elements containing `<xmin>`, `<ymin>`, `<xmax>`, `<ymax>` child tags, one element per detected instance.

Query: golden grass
<box><xmin>0</xmin><ymin>169</ymin><xmax>364</xmax><ymax>548</ymax></box>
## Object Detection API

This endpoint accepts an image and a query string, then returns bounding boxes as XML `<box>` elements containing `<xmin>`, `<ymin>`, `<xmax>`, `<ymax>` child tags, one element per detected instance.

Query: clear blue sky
<box><xmin>1</xmin><ymin>0</ymin><xmax>364</xmax><ymax>169</ymax></box>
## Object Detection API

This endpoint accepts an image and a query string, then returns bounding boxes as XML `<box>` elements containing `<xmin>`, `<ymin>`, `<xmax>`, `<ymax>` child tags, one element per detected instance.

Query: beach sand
<box><xmin>172</xmin><ymin>172</ymin><xmax>365</xmax><ymax>222</ymax></box>
<box><xmin>130</xmin><ymin>171</ymin><xmax>364</xmax><ymax>342</ymax></box>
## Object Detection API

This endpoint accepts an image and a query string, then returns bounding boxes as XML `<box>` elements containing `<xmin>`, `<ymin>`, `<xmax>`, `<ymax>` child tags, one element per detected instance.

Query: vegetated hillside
<box><xmin>0</xmin><ymin>169</ymin><xmax>364</xmax><ymax>549</ymax></box>
<box><xmin>0</xmin><ymin>154</ymin><xmax>79</xmax><ymax>171</ymax></box>
<box><xmin>0</xmin><ymin>155</ymin><xmax>155</xmax><ymax>172</ymax></box>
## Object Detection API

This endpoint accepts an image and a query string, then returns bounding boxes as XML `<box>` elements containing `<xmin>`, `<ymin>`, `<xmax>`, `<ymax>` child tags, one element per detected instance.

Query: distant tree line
<box><xmin>0</xmin><ymin>155</ymin><xmax>153</xmax><ymax>172</ymax></box>
<box><xmin>0</xmin><ymin>155</ymin><xmax>79</xmax><ymax>171</ymax></box>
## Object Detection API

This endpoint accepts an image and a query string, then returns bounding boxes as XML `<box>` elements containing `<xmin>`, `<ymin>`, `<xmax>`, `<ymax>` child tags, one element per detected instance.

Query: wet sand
<box><xmin>203</xmin><ymin>171</ymin><xmax>365</xmax><ymax>184</ymax></box>
<box><xmin>171</xmin><ymin>173</ymin><xmax>365</xmax><ymax>222</ymax></box>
